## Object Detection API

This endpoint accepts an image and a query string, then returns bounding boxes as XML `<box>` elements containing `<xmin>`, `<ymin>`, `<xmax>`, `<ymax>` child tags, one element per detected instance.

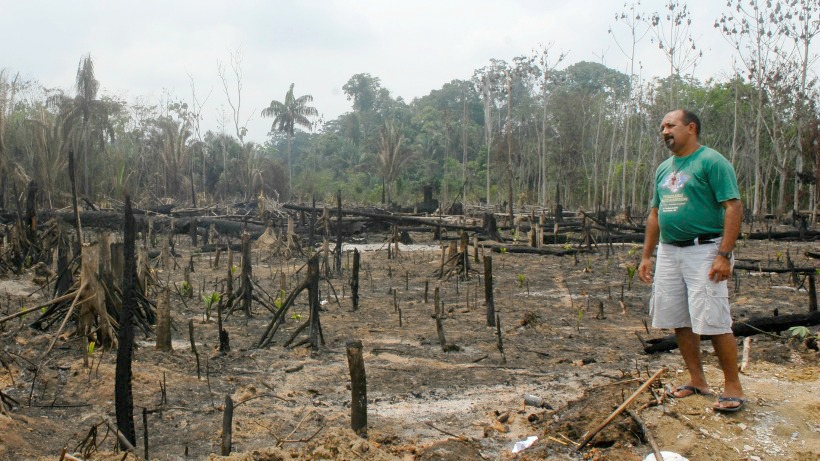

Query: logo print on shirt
<box><xmin>660</xmin><ymin>172</ymin><xmax>689</xmax><ymax>193</ymax></box>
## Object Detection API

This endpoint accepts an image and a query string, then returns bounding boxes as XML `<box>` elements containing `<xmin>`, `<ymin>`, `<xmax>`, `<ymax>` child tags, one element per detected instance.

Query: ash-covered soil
<box><xmin>0</xmin><ymin>230</ymin><xmax>817</xmax><ymax>461</ymax></box>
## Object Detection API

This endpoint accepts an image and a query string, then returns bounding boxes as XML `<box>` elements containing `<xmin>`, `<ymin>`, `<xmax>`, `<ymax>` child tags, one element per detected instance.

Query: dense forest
<box><xmin>0</xmin><ymin>0</ymin><xmax>818</xmax><ymax>219</ymax></box>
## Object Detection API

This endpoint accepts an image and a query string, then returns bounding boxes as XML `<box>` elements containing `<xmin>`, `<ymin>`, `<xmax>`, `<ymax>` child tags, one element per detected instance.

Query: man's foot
<box><xmin>714</xmin><ymin>396</ymin><xmax>746</xmax><ymax>413</ymax></box>
<box><xmin>665</xmin><ymin>384</ymin><xmax>713</xmax><ymax>399</ymax></box>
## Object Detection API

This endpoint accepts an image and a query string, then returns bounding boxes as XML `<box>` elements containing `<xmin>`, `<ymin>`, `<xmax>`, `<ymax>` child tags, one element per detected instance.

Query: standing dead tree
<box><xmin>434</xmin><ymin>231</ymin><xmax>475</xmax><ymax>280</ymax></box>
<box><xmin>115</xmin><ymin>195</ymin><xmax>137</xmax><ymax>448</ymax></box>
<box><xmin>257</xmin><ymin>254</ymin><xmax>325</xmax><ymax>350</ymax></box>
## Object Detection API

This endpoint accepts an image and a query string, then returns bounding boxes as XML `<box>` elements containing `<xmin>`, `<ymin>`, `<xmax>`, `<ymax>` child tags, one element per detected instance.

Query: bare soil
<box><xmin>0</xmin><ymin>231</ymin><xmax>817</xmax><ymax>461</ymax></box>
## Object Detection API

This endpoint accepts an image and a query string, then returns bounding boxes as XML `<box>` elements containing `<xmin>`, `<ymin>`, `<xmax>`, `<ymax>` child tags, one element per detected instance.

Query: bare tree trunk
<box><xmin>482</xmin><ymin>77</ymin><xmax>494</xmax><ymax>206</ymax></box>
<box><xmin>115</xmin><ymin>195</ymin><xmax>137</xmax><ymax>447</ymax></box>
<box><xmin>346</xmin><ymin>340</ymin><xmax>367</xmax><ymax>437</ymax></box>
<box><xmin>505</xmin><ymin>71</ymin><xmax>514</xmax><ymax>221</ymax></box>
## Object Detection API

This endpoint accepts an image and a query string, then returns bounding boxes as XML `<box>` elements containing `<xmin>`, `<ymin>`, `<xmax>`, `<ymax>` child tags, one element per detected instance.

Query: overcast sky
<box><xmin>2</xmin><ymin>0</ymin><xmax>815</xmax><ymax>142</ymax></box>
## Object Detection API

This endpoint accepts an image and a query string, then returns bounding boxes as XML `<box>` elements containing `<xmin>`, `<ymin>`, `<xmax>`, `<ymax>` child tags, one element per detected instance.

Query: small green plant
<box><xmin>500</xmin><ymin>247</ymin><xmax>508</xmax><ymax>254</ymax></box>
<box><xmin>291</xmin><ymin>313</ymin><xmax>302</xmax><ymax>321</ymax></box>
<box><xmin>87</xmin><ymin>341</ymin><xmax>96</xmax><ymax>355</ymax></box>
<box><xmin>575</xmin><ymin>308</ymin><xmax>584</xmax><ymax>333</ymax></box>
<box><xmin>626</xmin><ymin>265</ymin><xmax>637</xmax><ymax>290</ymax></box>
<box><xmin>231</xmin><ymin>265</ymin><xmax>238</xmax><ymax>275</ymax></box>
<box><xmin>180</xmin><ymin>281</ymin><xmax>193</xmax><ymax>298</ymax></box>
<box><xmin>787</xmin><ymin>326</ymin><xmax>819</xmax><ymax>350</ymax></box>
<box><xmin>627</xmin><ymin>247</ymin><xmax>638</xmax><ymax>257</ymax></box>
<box><xmin>512</xmin><ymin>228</ymin><xmax>521</xmax><ymax>242</ymax></box>
<box><xmin>201</xmin><ymin>292</ymin><xmax>221</xmax><ymax>321</ymax></box>
<box><xmin>775</xmin><ymin>251</ymin><xmax>783</xmax><ymax>263</ymax></box>
<box><xmin>517</xmin><ymin>274</ymin><xmax>526</xmax><ymax>288</ymax></box>
<box><xmin>274</xmin><ymin>289</ymin><xmax>286</xmax><ymax>309</ymax></box>
<box><xmin>788</xmin><ymin>326</ymin><xmax>812</xmax><ymax>340</ymax></box>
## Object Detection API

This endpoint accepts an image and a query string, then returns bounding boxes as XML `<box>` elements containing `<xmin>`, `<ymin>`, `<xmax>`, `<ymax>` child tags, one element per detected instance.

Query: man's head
<box><xmin>660</xmin><ymin>109</ymin><xmax>700</xmax><ymax>155</ymax></box>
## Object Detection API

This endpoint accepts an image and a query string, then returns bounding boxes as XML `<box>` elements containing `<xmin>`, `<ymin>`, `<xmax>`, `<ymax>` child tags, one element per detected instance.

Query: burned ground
<box><xmin>0</xmin><ymin>222</ymin><xmax>817</xmax><ymax>461</ymax></box>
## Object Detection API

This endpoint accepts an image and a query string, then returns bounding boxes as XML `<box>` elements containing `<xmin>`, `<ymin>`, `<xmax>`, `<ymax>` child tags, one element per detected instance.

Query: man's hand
<box><xmin>708</xmin><ymin>255</ymin><xmax>732</xmax><ymax>282</ymax></box>
<box><xmin>638</xmin><ymin>257</ymin><xmax>654</xmax><ymax>284</ymax></box>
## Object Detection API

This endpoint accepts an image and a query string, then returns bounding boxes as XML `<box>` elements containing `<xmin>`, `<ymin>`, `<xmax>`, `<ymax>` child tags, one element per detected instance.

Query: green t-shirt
<box><xmin>650</xmin><ymin>146</ymin><xmax>740</xmax><ymax>243</ymax></box>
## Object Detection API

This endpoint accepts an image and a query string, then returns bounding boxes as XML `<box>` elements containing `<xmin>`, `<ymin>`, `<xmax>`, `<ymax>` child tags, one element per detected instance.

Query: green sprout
<box><xmin>180</xmin><ymin>281</ymin><xmax>193</xmax><ymax>298</ymax></box>
<box><xmin>575</xmin><ymin>309</ymin><xmax>584</xmax><ymax>333</ymax></box>
<box><xmin>500</xmin><ymin>247</ymin><xmax>508</xmax><ymax>254</ymax></box>
<box><xmin>291</xmin><ymin>313</ymin><xmax>302</xmax><ymax>321</ymax></box>
<box><xmin>230</xmin><ymin>265</ymin><xmax>238</xmax><ymax>275</ymax></box>
<box><xmin>87</xmin><ymin>341</ymin><xmax>96</xmax><ymax>355</ymax></box>
<box><xmin>788</xmin><ymin>326</ymin><xmax>812</xmax><ymax>340</ymax></box>
<box><xmin>517</xmin><ymin>274</ymin><xmax>526</xmax><ymax>288</ymax></box>
<box><xmin>274</xmin><ymin>289</ymin><xmax>286</xmax><ymax>309</ymax></box>
<box><xmin>201</xmin><ymin>292</ymin><xmax>221</xmax><ymax>321</ymax></box>
<box><xmin>626</xmin><ymin>265</ymin><xmax>637</xmax><ymax>290</ymax></box>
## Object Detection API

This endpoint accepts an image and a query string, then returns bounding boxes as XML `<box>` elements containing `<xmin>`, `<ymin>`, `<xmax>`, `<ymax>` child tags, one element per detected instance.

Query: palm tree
<box><xmin>75</xmin><ymin>54</ymin><xmax>100</xmax><ymax>197</ymax></box>
<box><xmin>261</xmin><ymin>83</ymin><xmax>317</xmax><ymax>199</ymax></box>
<box><xmin>377</xmin><ymin>120</ymin><xmax>413</xmax><ymax>204</ymax></box>
<box><xmin>47</xmin><ymin>54</ymin><xmax>114</xmax><ymax>199</ymax></box>
<box><xmin>148</xmin><ymin>116</ymin><xmax>192</xmax><ymax>198</ymax></box>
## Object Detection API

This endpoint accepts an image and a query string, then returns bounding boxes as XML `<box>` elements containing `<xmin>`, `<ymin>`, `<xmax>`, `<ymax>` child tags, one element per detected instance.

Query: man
<box><xmin>638</xmin><ymin>109</ymin><xmax>746</xmax><ymax>412</ymax></box>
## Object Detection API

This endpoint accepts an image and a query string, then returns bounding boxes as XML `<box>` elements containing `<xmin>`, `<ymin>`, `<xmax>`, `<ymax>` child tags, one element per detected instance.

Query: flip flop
<box><xmin>714</xmin><ymin>396</ymin><xmax>746</xmax><ymax>413</ymax></box>
<box><xmin>665</xmin><ymin>385</ymin><xmax>713</xmax><ymax>399</ymax></box>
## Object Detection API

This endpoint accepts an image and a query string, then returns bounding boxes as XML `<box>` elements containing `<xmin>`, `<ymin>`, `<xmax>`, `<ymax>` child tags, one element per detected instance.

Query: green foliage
<box><xmin>87</xmin><ymin>341</ymin><xmax>96</xmax><ymax>355</ymax></box>
<box><xmin>2</xmin><ymin>38</ymin><xmax>817</xmax><ymax>214</ymax></box>
<box><xmin>626</xmin><ymin>265</ymin><xmax>637</xmax><ymax>290</ymax></box>
<box><xmin>180</xmin><ymin>281</ymin><xmax>193</xmax><ymax>298</ymax></box>
<box><xmin>576</xmin><ymin>308</ymin><xmax>584</xmax><ymax>332</ymax></box>
<box><xmin>788</xmin><ymin>326</ymin><xmax>812</xmax><ymax>340</ymax></box>
<box><xmin>201</xmin><ymin>292</ymin><xmax>221</xmax><ymax>320</ymax></box>
<box><xmin>512</xmin><ymin>228</ymin><xmax>521</xmax><ymax>242</ymax></box>
<box><xmin>274</xmin><ymin>289</ymin><xmax>286</xmax><ymax>309</ymax></box>
<box><xmin>517</xmin><ymin>274</ymin><xmax>526</xmax><ymax>287</ymax></box>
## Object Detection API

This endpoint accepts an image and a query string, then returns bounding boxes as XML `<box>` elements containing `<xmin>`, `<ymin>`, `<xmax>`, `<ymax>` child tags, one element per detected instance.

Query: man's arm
<box><xmin>708</xmin><ymin>198</ymin><xmax>742</xmax><ymax>282</ymax></box>
<box><xmin>638</xmin><ymin>208</ymin><xmax>660</xmax><ymax>284</ymax></box>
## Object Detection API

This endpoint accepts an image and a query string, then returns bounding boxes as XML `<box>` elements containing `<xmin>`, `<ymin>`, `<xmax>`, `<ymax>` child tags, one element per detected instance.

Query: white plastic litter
<box><xmin>511</xmin><ymin>436</ymin><xmax>538</xmax><ymax>453</ymax></box>
<box><xmin>643</xmin><ymin>452</ymin><xmax>688</xmax><ymax>461</ymax></box>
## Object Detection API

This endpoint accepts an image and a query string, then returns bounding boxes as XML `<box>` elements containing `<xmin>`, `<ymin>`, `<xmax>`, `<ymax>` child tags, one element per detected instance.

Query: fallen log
<box><xmin>733</xmin><ymin>263</ymin><xmax>819</xmax><ymax>274</ymax></box>
<box><xmin>282</xmin><ymin>203</ymin><xmax>482</xmax><ymax>233</ymax></box>
<box><xmin>481</xmin><ymin>242</ymin><xmax>581</xmax><ymax>256</ymax></box>
<box><xmin>643</xmin><ymin>311</ymin><xmax>820</xmax><ymax>353</ymax></box>
<box><xmin>6</xmin><ymin>211</ymin><xmax>270</xmax><ymax>239</ymax></box>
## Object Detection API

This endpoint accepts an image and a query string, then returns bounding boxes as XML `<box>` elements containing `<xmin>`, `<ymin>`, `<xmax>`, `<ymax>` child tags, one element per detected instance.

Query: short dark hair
<box><xmin>679</xmin><ymin>110</ymin><xmax>701</xmax><ymax>138</ymax></box>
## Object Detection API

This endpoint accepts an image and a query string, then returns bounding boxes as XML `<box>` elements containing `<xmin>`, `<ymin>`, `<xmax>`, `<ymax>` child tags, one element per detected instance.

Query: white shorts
<box><xmin>649</xmin><ymin>239</ymin><xmax>733</xmax><ymax>335</ymax></box>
